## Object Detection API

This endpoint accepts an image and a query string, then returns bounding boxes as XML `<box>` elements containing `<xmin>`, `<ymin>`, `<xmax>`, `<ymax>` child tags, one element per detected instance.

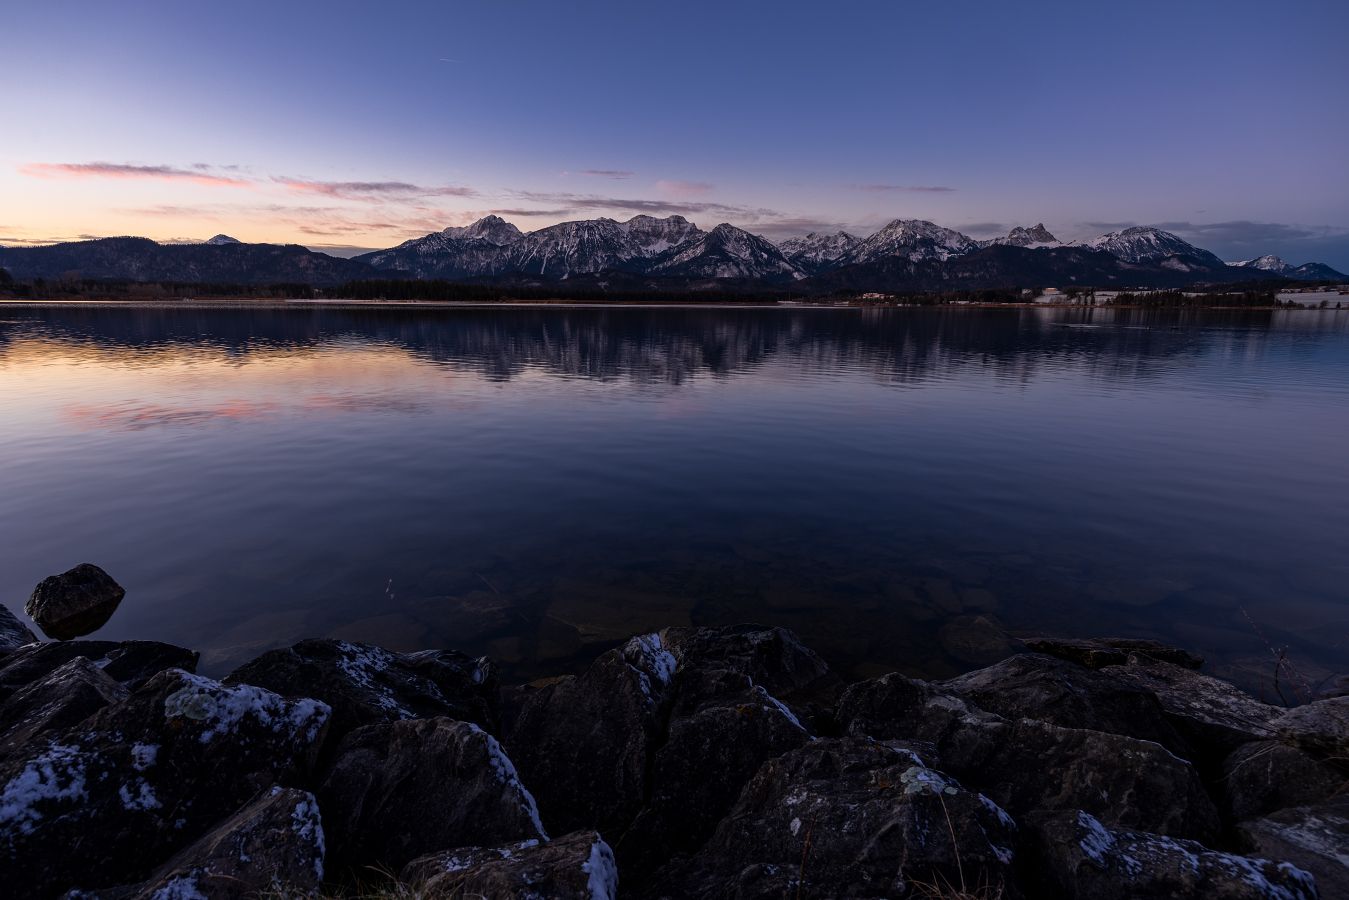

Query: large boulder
<box><xmin>401</xmin><ymin>831</ymin><xmax>617</xmax><ymax>899</ymax></box>
<box><xmin>1238</xmin><ymin>797</ymin><xmax>1349</xmax><ymax>899</ymax></box>
<box><xmin>0</xmin><ymin>657</ymin><xmax>128</xmax><ymax>754</ymax></box>
<box><xmin>650</xmin><ymin>738</ymin><xmax>1019</xmax><ymax>899</ymax></box>
<box><xmin>1221</xmin><ymin>741</ymin><xmax>1345</xmax><ymax>821</ymax></box>
<box><xmin>0</xmin><ymin>605</ymin><xmax>36</xmax><ymax>656</ymax></box>
<box><xmin>317</xmin><ymin>716</ymin><xmax>545</xmax><ymax>877</ymax></box>
<box><xmin>838</xmin><ymin>673</ymin><xmax>1221</xmax><ymax>842</ymax></box>
<box><xmin>24</xmin><ymin>563</ymin><xmax>125</xmax><ymax>640</ymax></box>
<box><xmin>1270</xmin><ymin>696</ymin><xmax>1349</xmax><ymax>759</ymax></box>
<box><xmin>110</xmin><ymin>786</ymin><xmax>325</xmax><ymax>899</ymax></box>
<box><xmin>1101</xmin><ymin>656</ymin><xmax>1281</xmax><ymax>753</ymax></box>
<box><xmin>1028</xmin><ymin>810</ymin><xmax>1316</xmax><ymax>900</ymax></box>
<box><xmin>942</xmin><ymin>653</ymin><xmax>1187</xmax><ymax>755</ymax></box>
<box><xmin>0</xmin><ymin>669</ymin><xmax>330</xmax><ymax>897</ymax></box>
<box><xmin>225</xmin><ymin>639</ymin><xmax>498</xmax><ymax>746</ymax></box>
<box><xmin>0</xmin><ymin>640</ymin><xmax>198</xmax><ymax>701</ymax></box>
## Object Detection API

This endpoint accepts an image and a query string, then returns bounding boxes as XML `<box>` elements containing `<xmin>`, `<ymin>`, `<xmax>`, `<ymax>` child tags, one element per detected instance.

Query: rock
<box><xmin>1222</xmin><ymin>741</ymin><xmax>1345</xmax><ymax>821</ymax></box>
<box><xmin>0</xmin><ymin>669</ymin><xmax>330</xmax><ymax>897</ymax></box>
<box><xmin>1029</xmin><ymin>809</ymin><xmax>1316</xmax><ymax>900</ymax></box>
<box><xmin>401</xmin><ymin>830</ymin><xmax>617</xmax><ymax>899</ymax></box>
<box><xmin>659</xmin><ymin>624</ymin><xmax>837</xmax><ymax>712</ymax></box>
<box><xmin>650</xmin><ymin>738</ymin><xmax>1018</xmax><ymax>899</ymax></box>
<box><xmin>942</xmin><ymin>653</ymin><xmax>1187</xmax><ymax>755</ymax></box>
<box><xmin>505</xmin><ymin>632</ymin><xmax>675</xmax><ymax>838</ymax></box>
<box><xmin>838</xmin><ymin>673</ymin><xmax>1220</xmax><ymax>841</ymax></box>
<box><xmin>938</xmin><ymin>614</ymin><xmax>1013</xmax><ymax>666</ymax></box>
<box><xmin>113</xmin><ymin>786</ymin><xmax>326</xmax><ymax>899</ymax></box>
<box><xmin>1103</xmin><ymin>656</ymin><xmax>1281</xmax><ymax>753</ymax></box>
<box><xmin>24</xmin><ymin>563</ymin><xmax>126</xmax><ymax>640</ymax></box>
<box><xmin>0</xmin><ymin>640</ymin><xmax>198</xmax><ymax>701</ymax></box>
<box><xmin>225</xmin><ymin>638</ymin><xmax>498</xmax><ymax>744</ymax></box>
<box><xmin>1237</xmin><ymin>798</ymin><xmax>1349</xmax><ymax>900</ymax></box>
<box><xmin>1024</xmin><ymin>636</ymin><xmax>1204</xmax><ymax>670</ymax></box>
<box><xmin>1314</xmin><ymin>673</ymin><xmax>1349</xmax><ymax>700</ymax></box>
<box><xmin>318</xmin><ymin>716</ymin><xmax>545</xmax><ymax>876</ymax></box>
<box><xmin>0</xmin><ymin>657</ymin><xmax>128</xmax><ymax>754</ymax></box>
<box><xmin>1270</xmin><ymin>696</ymin><xmax>1349</xmax><ymax>759</ymax></box>
<box><xmin>0</xmin><ymin>605</ymin><xmax>36</xmax><ymax>656</ymax></box>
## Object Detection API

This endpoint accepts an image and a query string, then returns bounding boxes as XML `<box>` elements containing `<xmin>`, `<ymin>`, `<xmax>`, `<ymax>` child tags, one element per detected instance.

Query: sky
<box><xmin>3</xmin><ymin>0</ymin><xmax>1348</xmax><ymax>269</ymax></box>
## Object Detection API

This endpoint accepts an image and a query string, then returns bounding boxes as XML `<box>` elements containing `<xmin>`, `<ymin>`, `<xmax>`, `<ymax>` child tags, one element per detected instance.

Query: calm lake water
<box><xmin>2</xmin><ymin>303</ymin><xmax>1346</xmax><ymax>696</ymax></box>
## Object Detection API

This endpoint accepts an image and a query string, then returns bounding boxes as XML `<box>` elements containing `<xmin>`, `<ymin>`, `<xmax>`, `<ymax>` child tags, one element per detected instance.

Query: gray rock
<box><xmin>318</xmin><ymin>716</ymin><xmax>545</xmax><ymax>876</ymax></box>
<box><xmin>1313</xmin><ymin>673</ymin><xmax>1349</xmax><ymax>700</ymax></box>
<box><xmin>0</xmin><ymin>640</ymin><xmax>198</xmax><ymax>701</ymax></box>
<box><xmin>1238</xmin><ymin>797</ymin><xmax>1349</xmax><ymax>900</ymax></box>
<box><xmin>1029</xmin><ymin>809</ymin><xmax>1316</xmax><ymax>899</ymax></box>
<box><xmin>25</xmin><ymin>563</ymin><xmax>125</xmax><ymax>641</ymax></box>
<box><xmin>650</xmin><ymin>738</ymin><xmax>1019</xmax><ymax>899</ymax></box>
<box><xmin>1222</xmin><ymin>741</ymin><xmax>1345</xmax><ymax>821</ymax></box>
<box><xmin>1103</xmin><ymin>656</ymin><xmax>1281</xmax><ymax>753</ymax></box>
<box><xmin>938</xmin><ymin>614</ymin><xmax>1013</xmax><ymax>666</ymax></box>
<box><xmin>0</xmin><ymin>657</ymin><xmax>128</xmax><ymax>754</ymax></box>
<box><xmin>0</xmin><ymin>669</ymin><xmax>330</xmax><ymax>897</ymax></box>
<box><xmin>943</xmin><ymin>653</ymin><xmax>1187</xmax><ymax>755</ymax></box>
<box><xmin>124</xmin><ymin>786</ymin><xmax>325</xmax><ymax>899</ymax></box>
<box><xmin>225</xmin><ymin>638</ymin><xmax>498</xmax><ymax>746</ymax></box>
<box><xmin>401</xmin><ymin>830</ymin><xmax>617</xmax><ymax>899</ymax></box>
<box><xmin>1024</xmin><ymin>636</ymin><xmax>1204</xmax><ymax>670</ymax></box>
<box><xmin>838</xmin><ymin>673</ymin><xmax>1221</xmax><ymax>842</ymax></box>
<box><xmin>0</xmin><ymin>605</ymin><xmax>36</xmax><ymax>656</ymax></box>
<box><xmin>1271</xmin><ymin>696</ymin><xmax>1349</xmax><ymax>759</ymax></box>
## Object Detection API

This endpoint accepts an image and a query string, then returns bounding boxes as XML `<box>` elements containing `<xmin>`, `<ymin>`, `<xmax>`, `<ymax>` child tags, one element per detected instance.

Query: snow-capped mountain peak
<box><xmin>648</xmin><ymin>223</ymin><xmax>803</xmax><ymax>280</ymax></box>
<box><xmin>205</xmin><ymin>234</ymin><xmax>241</xmax><ymax>245</ymax></box>
<box><xmin>777</xmin><ymin>231</ymin><xmax>861</xmax><ymax>273</ymax></box>
<box><xmin>1228</xmin><ymin>254</ymin><xmax>1292</xmax><ymax>273</ymax></box>
<box><xmin>618</xmin><ymin>214</ymin><xmax>704</xmax><ymax>256</ymax></box>
<box><xmin>1086</xmin><ymin>226</ymin><xmax>1222</xmax><ymax>267</ymax></box>
<box><xmin>439</xmin><ymin>215</ymin><xmax>523</xmax><ymax>246</ymax></box>
<box><xmin>842</xmin><ymin>219</ymin><xmax>979</xmax><ymax>265</ymax></box>
<box><xmin>994</xmin><ymin>224</ymin><xmax>1060</xmax><ymax>248</ymax></box>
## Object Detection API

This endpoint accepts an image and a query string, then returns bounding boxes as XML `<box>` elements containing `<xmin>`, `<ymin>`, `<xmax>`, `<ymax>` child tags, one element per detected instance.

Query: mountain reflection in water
<box><xmin>1</xmin><ymin>304</ymin><xmax>1346</xmax><ymax>696</ymax></box>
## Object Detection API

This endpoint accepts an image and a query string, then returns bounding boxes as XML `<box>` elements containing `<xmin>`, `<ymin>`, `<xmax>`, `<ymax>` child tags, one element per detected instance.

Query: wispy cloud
<box><xmin>655</xmin><ymin>179</ymin><xmax>714</xmax><ymax>197</ymax></box>
<box><xmin>849</xmin><ymin>183</ymin><xmax>956</xmax><ymax>194</ymax></box>
<box><xmin>21</xmin><ymin>162</ymin><xmax>250</xmax><ymax>188</ymax></box>
<box><xmin>507</xmin><ymin>190</ymin><xmax>778</xmax><ymax>222</ymax></box>
<box><xmin>574</xmin><ymin>169</ymin><xmax>634</xmax><ymax>180</ymax></box>
<box><xmin>273</xmin><ymin>178</ymin><xmax>477</xmax><ymax>202</ymax></box>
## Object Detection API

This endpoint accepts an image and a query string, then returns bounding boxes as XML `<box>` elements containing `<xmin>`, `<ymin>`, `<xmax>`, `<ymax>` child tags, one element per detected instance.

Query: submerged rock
<box><xmin>650</xmin><ymin>738</ymin><xmax>1019</xmax><ymax>899</ymax></box>
<box><xmin>1237</xmin><ymin>798</ymin><xmax>1349</xmax><ymax>900</ymax></box>
<box><xmin>1024</xmin><ymin>636</ymin><xmax>1204</xmax><ymax>670</ymax></box>
<box><xmin>225</xmin><ymin>638</ymin><xmax>498</xmax><ymax>744</ymax></box>
<box><xmin>318</xmin><ymin>716</ymin><xmax>545</xmax><ymax>876</ymax></box>
<box><xmin>25</xmin><ymin>563</ymin><xmax>126</xmax><ymax>641</ymax></box>
<box><xmin>401</xmin><ymin>830</ymin><xmax>617</xmax><ymax>899</ymax></box>
<box><xmin>0</xmin><ymin>657</ymin><xmax>128</xmax><ymax>755</ymax></box>
<box><xmin>0</xmin><ymin>669</ymin><xmax>329</xmax><ymax>897</ymax></box>
<box><xmin>0</xmin><ymin>639</ymin><xmax>198</xmax><ymax>701</ymax></box>
<box><xmin>1029</xmin><ymin>809</ymin><xmax>1317</xmax><ymax>900</ymax></box>
<box><xmin>0</xmin><ymin>605</ymin><xmax>36</xmax><ymax>656</ymax></box>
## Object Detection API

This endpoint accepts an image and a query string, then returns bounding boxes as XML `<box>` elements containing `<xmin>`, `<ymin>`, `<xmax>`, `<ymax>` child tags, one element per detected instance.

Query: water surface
<box><xmin>2</xmin><ymin>303</ymin><xmax>1346</xmax><ymax>697</ymax></box>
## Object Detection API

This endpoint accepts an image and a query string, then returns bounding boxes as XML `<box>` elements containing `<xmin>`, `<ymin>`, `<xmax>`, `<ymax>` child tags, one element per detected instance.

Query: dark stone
<box><xmin>317</xmin><ymin>716</ymin><xmax>545</xmax><ymax>876</ymax></box>
<box><xmin>1222</xmin><ymin>741</ymin><xmax>1345</xmax><ymax>821</ymax></box>
<box><xmin>838</xmin><ymin>673</ymin><xmax>1221</xmax><ymax>842</ymax></box>
<box><xmin>24</xmin><ymin>563</ymin><xmax>126</xmax><ymax>641</ymax></box>
<box><xmin>650</xmin><ymin>738</ymin><xmax>1019</xmax><ymax>900</ymax></box>
<box><xmin>1028</xmin><ymin>809</ymin><xmax>1316</xmax><ymax>900</ymax></box>
<box><xmin>117</xmin><ymin>786</ymin><xmax>325</xmax><ymax>899</ymax></box>
<box><xmin>0</xmin><ymin>669</ymin><xmax>330</xmax><ymax>897</ymax></box>
<box><xmin>505</xmin><ymin>632</ymin><xmax>675</xmax><ymax>839</ymax></box>
<box><xmin>0</xmin><ymin>605</ymin><xmax>36</xmax><ymax>656</ymax></box>
<box><xmin>1237</xmin><ymin>797</ymin><xmax>1349</xmax><ymax>900</ymax></box>
<box><xmin>942</xmin><ymin>653</ymin><xmax>1188</xmax><ymax>755</ymax></box>
<box><xmin>1313</xmin><ymin>673</ymin><xmax>1349</xmax><ymax>700</ymax></box>
<box><xmin>1102</xmin><ymin>656</ymin><xmax>1281</xmax><ymax>753</ymax></box>
<box><xmin>660</xmin><ymin>623</ymin><xmax>839</xmax><ymax>716</ymax></box>
<box><xmin>1270</xmin><ymin>696</ymin><xmax>1349</xmax><ymax>759</ymax></box>
<box><xmin>0</xmin><ymin>657</ymin><xmax>128</xmax><ymax>755</ymax></box>
<box><xmin>0</xmin><ymin>640</ymin><xmax>198</xmax><ymax>701</ymax></box>
<box><xmin>1024</xmin><ymin>636</ymin><xmax>1204</xmax><ymax>670</ymax></box>
<box><xmin>401</xmin><ymin>830</ymin><xmax>617</xmax><ymax>899</ymax></box>
<box><xmin>938</xmin><ymin>614</ymin><xmax>1014</xmax><ymax>666</ymax></box>
<box><xmin>225</xmin><ymin>638</ymin><xmax>498</xmax><ymax>746</ymax></box>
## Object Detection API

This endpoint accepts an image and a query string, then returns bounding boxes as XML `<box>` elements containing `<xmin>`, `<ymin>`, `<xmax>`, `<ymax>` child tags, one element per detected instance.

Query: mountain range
<box><xmin>2</xmin><ymin>216</ymin><xmax>1343</xmax><ymax>292</ymax></box>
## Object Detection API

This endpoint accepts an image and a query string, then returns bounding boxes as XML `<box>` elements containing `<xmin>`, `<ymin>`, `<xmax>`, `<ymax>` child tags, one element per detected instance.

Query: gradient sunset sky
<box><xmin>5</xmin><ymin>0</ymin><xmax>1348</xmax><ymax>268</ymax></box>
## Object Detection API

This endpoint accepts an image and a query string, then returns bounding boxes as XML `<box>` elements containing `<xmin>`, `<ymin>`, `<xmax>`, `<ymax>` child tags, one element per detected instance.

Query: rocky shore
<box><xmin>0</xmin><ymin>594</ymin><xmax>1345</xmax><ymax>898</ymax></box>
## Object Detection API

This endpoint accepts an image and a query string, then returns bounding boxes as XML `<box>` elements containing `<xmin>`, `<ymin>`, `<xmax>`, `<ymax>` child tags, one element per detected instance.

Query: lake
<box><xmin>1</xmin><ymin>303</ymin><xmax>1346</xmax><ymax>698</ymax></box>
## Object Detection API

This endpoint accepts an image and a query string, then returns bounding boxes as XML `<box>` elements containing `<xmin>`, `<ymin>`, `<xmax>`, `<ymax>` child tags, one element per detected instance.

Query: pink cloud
<box><xmin>21</xmin><ymin>162</ymin><xmax>250</xmax><ymax>188</ymax></box>
<box><xmin>274</xmin><ymin>178</ymin><xmax>477</xmax><ymax>201</ymax></box>
<box><xmin>655</xmin><ymin>179</ymin><xmax>714</xmax><ymax>197</ymax></box>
